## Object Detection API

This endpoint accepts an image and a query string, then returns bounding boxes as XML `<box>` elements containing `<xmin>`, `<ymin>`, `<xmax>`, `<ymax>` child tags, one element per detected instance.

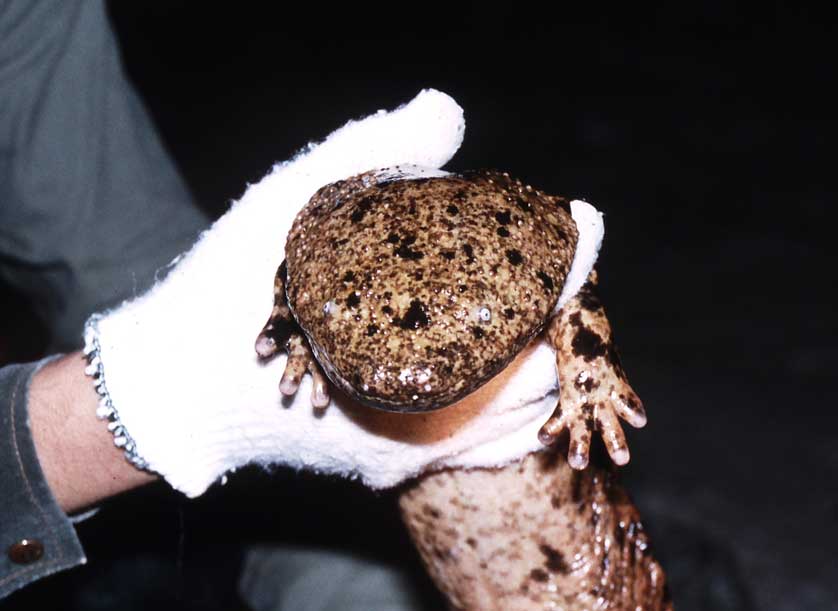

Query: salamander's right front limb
<box><xmin>254</xmin><ymin>260</ymin><xmax>330</xmax><ymax>408</ymax></box>
<box><xmin>540</xmin><ymin>272</ymin><xmax>647</xmax><ymax>469</ymax></box>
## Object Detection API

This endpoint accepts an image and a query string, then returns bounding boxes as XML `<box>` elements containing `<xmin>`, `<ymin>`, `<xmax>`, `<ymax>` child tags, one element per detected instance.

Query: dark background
<box><xmin>2</xmin><ymin>2</ymin><xmax>836</xmax><ymax>609</ymax></box>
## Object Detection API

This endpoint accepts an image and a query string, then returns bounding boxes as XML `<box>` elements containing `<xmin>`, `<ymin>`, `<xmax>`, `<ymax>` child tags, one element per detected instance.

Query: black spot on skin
<box><xmin>462</xmin><ymin>243</ymin><xmax>475</xmax><ymax>262</ymax></box>
<box><xmin>395</xmin><ymin>242</ymin><xmax>424</xmax><ymax>260</ymax></box>
<box><xmin>515</xmin><ymin>196</ymin><xmax>533</xmax><ymax>213</ymax></box>
<box><xmin>536</xmin><ymin>271</ymin><xmax>554</xmax><ymax>292</ymax></box>
<box><xmin>505</xmin><ymin>249</ymin><xmax>523</xmax><ymax>265</ymax></box>
<box><xmin>342</xmin><ymin>270</ymin><xmax>355</xmax><ymax>283</ymax></box>
<box><xmin>395</xmin><ymin>299</ymin><xmax>430</xmax><ymax>330</ymax></box>
<box><xmin>351</xmin><ymin>372</ymin><xmax>363</xmax><ymax>388</ymax></box>
<box><xmin>620</xmin><ymin>394</ymin><xmax>639</xmax><ymax>414</ymax></box>
<box><xmin>458</xmin><ymin>284</ymin><xmax>468</xmax><ymax>293</ymax></box>
<box><xmin>382</xmin><ymin>305</ymin><xmax>393</xmax><ymax>315</ymax></box>
<box><xmin>414</xmin><ymin>270</ymin><xmax>424</xmax><ymax>281</ymax></box>
<box><xmin>572</xmin><ymin>326</ymin><xmax>608</xmax><ymax>361</ymax></box>
<box><xmin>539</xmin><ymin>544</ymin><xmax>570</xmax><ymax>574</ymax></box>
<box><xmin>346</xmin><ymin>292</ymin><xmax>360</xmax><ymax>308</ymax></box>
<box><xmin>568</xmin><ymin>311</ymin><xmax>583</xmax><ymax>328</ymax></box>
<box><xmin>497</xmin><ymin>226</ymin><xmax>510</xmax><ymax>238</ymax></box>
<box><xmin>577</xmin><ymin>283</ymin><xmax>602</xmax><ymax>311</ymax></box>
<box><xmin>550</xmin><ymin>494</ymin><xmax>562</xmax><ymax>509</ymax></box>
<box><xmin>446</xmin><ymin>204</ymin><xmax>459</xmax><ymax>215</ymax></box>
<box><xmin>530</xmin><ymin>568</ymin><xmax>549</xmax><ymax>583</ymax></box>
<box><xmin>366</xmin><ymin>324</ymin><xmax>378</xmax><ymax>336</ymax></box>
<box><xmin>575</xmin><ymin>375</ymin><xmax>595</xmax><ymax>393</ymax></box>
<box><xmin>440</xmin><ymin>250</ymin><xmax>456</xmax><ymax>260</ymax></box>
<box><xmin>350</xmin><ymin>196</ymin><xmax>374</xmax><ymax>223</ymax></box>
<box><xmin>466</xmin><ymin>537</ymin><xmax>477</xmax><ymax>549</ymax></box>
<box><xmin>388</xmin><ymin>232</ymin><xmax>426</xmax><ymax>258</ymax></box>
<box><xmin>504</xmin><ymin>308</ymin><xmax>515</xmax><ymax>320</ymax></box>
<box><xmin>495</xmin><ymin>210</ymin><xmax>512</xmax><ymax>225</ymax></box>
<box><xmin>263</xmin><ymin>317</ymin><xmax>296</xmax><ymax>349</ymax></box>
<box><xmin>471</xmin><ymin>326</ymin><xmax>485</xmax><ymax>339</ymax></box>
<box><xmin>408</xmin><ymin>199</ymin><xmax>417</xmax><ymax>216</ymax></box>
<box><xmin>453</xmin><ymin>189</ymin><xmax>467</xmax><ymax>201</ymax></box>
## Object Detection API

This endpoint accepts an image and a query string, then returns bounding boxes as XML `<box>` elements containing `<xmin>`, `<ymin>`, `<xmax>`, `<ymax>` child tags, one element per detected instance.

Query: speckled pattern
<box><xmin>283</xmin><ymin>169</ymin><xmax>578</xmax><ymax>411</ymax></box>
<box><xmin>399</xmin><ymin>452</ymin><xmax>672</xmax><ymax>610</ymax></box>
<box><xmin>540</xmin><ymin>273</ymin><xmax>647</xmax><ymax>470</ymax></box>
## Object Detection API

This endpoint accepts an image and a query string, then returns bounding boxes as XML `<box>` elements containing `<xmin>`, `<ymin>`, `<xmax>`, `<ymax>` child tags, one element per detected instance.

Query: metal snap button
<box><xmin>8</xmin><ymin>539</ymin><xmax>44</xmax><ymax>564</ymax></box>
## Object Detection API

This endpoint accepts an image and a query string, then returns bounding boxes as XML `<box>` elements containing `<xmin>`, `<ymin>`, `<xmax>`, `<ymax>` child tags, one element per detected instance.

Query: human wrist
<box><xmin>28</xmin><ymin>352</ymin><xmax>156</xmax><ymax>514</ymax></box>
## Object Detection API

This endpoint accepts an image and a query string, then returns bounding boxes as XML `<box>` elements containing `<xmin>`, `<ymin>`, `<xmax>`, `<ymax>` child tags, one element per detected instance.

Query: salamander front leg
<box><xmin>540</xmin><ymin>273</ymin><xmax>646</xmax><ymax>469</ymax></box>
<box><xmin>255</xmin><ymin>260</ymin><xmax>330</xmax><ymax>408</ymax></box>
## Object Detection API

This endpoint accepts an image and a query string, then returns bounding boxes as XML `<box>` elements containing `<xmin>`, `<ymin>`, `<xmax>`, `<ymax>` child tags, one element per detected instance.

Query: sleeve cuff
<box><xmin>0</xmin><ymin>359</ymin><xmax>86</xmax><ymax>599</ymax></box>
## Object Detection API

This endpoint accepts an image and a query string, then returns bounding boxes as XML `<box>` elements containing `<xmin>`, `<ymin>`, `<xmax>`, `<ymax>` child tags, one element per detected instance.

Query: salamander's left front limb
<box><xmin>540</xmin><ymin>272</ymin><xmax>647</xmax><ymax>469</ymax></box>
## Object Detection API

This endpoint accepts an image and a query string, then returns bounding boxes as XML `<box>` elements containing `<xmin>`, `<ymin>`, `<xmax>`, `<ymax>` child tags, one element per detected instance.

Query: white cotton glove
<box><xmin>84</xmin><ymin>89</ymin><xmax>603</xmax><ymax>498</ymax></box>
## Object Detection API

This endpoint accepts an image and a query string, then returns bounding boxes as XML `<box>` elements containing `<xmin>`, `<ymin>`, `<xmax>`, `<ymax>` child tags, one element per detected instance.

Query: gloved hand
<box><xmin>84</xmin><ymin>90</ymin><xmax>597</xmax><ymax>498</ymax></box>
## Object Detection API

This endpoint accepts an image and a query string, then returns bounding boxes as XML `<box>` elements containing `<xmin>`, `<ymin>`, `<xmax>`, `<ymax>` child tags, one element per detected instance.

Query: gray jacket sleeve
<box><xmin>0</xmin><ymin>359</ymin><xmax>86</xmax><ymax>599</ymax></box>
<box><xmin>0</xmin><ymin>0</ymin><xmax>209</xmax><ymax>351</ymax></box>
<box><xmin>0</xmin><ymin>0</ymin><xmax>209</xmax><ymax>597</ymax></box>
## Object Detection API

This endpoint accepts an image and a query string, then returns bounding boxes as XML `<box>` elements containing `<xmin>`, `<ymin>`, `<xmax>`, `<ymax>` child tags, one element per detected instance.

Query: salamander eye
<box><xmin>478</xmin><ymin>307</ymin><xmax>492</xmax><ymax>322</ymax></box>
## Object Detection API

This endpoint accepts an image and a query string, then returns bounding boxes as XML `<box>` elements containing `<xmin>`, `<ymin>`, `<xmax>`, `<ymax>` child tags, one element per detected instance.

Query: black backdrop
<box><xmin>2</xmin><ymin>2</ymin><xmax>836</xmax><ymax>610</ymax></box>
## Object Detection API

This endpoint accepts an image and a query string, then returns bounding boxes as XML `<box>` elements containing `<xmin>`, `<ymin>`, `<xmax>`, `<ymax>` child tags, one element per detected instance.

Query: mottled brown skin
<box><xmin>255</xmin><ymin>170</ymin><xmax>668</xmax><ymax>607</ymax></box>
<box><xmin>286</xmin><ymin>169</ymin><xmax>577</xmax><ymax>412</ymax></box>
<box><xmin>399</xmin><ymin>452</ymin><xmax>673</xmax><ymax>611</ymax></box>
<box><xmin>541</xmin><ymin>272</ymin><xmax>646</xmax><ymax>469</ymax></box>
<box><xmin>255</xmin><ymin>168</ymin><xmax>647</xmax><ymax>469</ymax></box>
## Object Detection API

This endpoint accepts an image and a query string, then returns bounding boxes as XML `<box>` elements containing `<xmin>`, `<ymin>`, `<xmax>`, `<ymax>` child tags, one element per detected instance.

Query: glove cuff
<box><xmin>83</xmin><ymin>314</ymin><xmax>150</xmax><ymax>472</ymax></box>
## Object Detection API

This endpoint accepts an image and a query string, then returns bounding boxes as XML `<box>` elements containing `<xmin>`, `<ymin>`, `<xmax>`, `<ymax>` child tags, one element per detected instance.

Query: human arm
<box><xmin>0</xmin><ymin>353</ymin><xmax>156</xmax><ymax>597</ymax></box>
<box><xmin>27</xmin><ymin>353</ymin><xmax>157</xmax><ymax>514</ymax></box>
<box><xmin>0</xmin><ymin>0</ymin><xmax>205</xmax><ymax>597</ymax></box>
